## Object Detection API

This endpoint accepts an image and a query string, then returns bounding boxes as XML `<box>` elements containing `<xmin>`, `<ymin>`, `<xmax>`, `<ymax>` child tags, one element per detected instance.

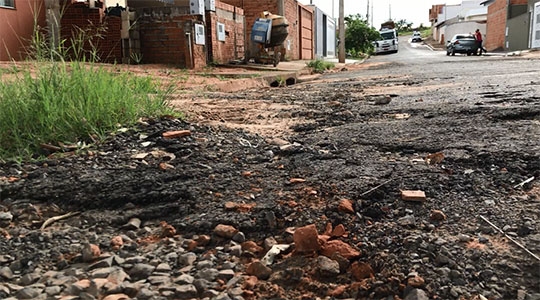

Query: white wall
<box><xmin>444</xmin><ymin>21</ymin><xmax>486</xmax><ymax>43</ymax></box>
<box><xmin>105</xmin><ymin>0</ymin><xmax>126</xmax><ymax>7</ymax></box>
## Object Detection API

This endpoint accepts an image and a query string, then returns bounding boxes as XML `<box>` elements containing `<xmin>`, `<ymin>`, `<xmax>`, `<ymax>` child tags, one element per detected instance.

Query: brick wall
<box><xmin>206</xmin><ymin>1</ymin><xmax>245</xmax><ymax>64</ymax></box>
<box><xmin>485</xmin><ymin>0</ymin><xmax>507</xmax><ymax>51</ymax></box>
<box><xmin>136</xmin><ymin>8</ymin><xmax>202</xmax><ymax>67</ymax></box>
<box><xmin>61</xmin><ymin>1</ymin><xmax>122</xmax><ymax>63</ymax></box>
<box><xmin>429</xmin><ymin>5</ymin><xmax>444</xmax><ymax>23</ymax></box>
<box><xmin>220</xmin><ymin>0</ymin><xmax>302</xmax><ymax>61</ymax></box>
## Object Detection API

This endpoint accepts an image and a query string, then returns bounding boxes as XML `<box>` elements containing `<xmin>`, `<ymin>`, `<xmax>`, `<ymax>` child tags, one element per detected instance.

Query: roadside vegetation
<box><xmin>0</xmin><ymin>20</ymin><xmax>178</xmax><ymax>162</ymax></box>
<box><xmin>306</xmin><ymin>59</ymin><xmax>335</xmax><ymax>74</ymax></box>
<box><xmin>343</xmin><ymin>14</ymin><xmax>430</xmax><ymax>57</ymax></box>
<box><xmin>344</xmin><ymin>14</ymin><xmax>380</xmax><ymax>57</ymax></box>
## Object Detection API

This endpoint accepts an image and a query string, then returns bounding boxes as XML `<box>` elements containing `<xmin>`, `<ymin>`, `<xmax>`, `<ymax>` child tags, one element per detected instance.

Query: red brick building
<box><xmin>60</xmin><ymin>0</ymin><xmax>122</xmax><ymax>63</ymax></box>
<box><xmin>482</xmin><ymin>0</ymin><xmax>529</xmax><ymax>51</ymax></box>
<box><xmin>220</xmin><ymin>0</ymin><xmax>314</xmax><ymax>61</ymax></box>
<box><xmin>1</xmin><ymin>0</ymin><xmax>315</xmax><ymax>68</ymax></box>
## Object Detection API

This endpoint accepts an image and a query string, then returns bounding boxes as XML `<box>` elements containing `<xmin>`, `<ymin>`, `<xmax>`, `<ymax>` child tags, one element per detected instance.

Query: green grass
<box><xmin>0</xmin><ymin>61</ymin><xmax>178</xmax><ymax>161</ymax></box>
<box><xmin>306</xmin><ymin>59</ymin><xmax>335</xmax><ymax>74</ymax></box>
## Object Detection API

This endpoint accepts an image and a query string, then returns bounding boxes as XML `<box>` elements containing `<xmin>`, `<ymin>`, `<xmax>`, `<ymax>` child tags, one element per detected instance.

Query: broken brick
<box><xmin>162</xmin><ymin>130</ymin><xmax>191</xmax><ymax>139</ymax></box>
<box><xmin>338</xmin><ymin>199</ymin><xmax>355</xmax><ymax>214</ymax></box>
<box><xmin>293</xmin><ymin>224</ymin><xmax>321</xmax><ymax>253</ymax></box>
<box><xmin>400</xmin><ymin>190</ymin><xmax>426</xmax><ymax>202</ymax></box>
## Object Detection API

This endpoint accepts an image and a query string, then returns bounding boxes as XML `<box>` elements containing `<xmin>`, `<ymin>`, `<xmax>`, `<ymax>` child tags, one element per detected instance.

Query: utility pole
<box><xmin>338</xmin><ymin>0</ymin><xmax>345</xmax><ymax>63</ymax></box>
<box><xmin>371</xmin><ymin>2</ymin><xmax>373</xmax><ymax>28</ymax></box>
<box><xmin>366</xmin><ymin>0</ymin><xmax>369</xmax><ymax>26</ymax></box>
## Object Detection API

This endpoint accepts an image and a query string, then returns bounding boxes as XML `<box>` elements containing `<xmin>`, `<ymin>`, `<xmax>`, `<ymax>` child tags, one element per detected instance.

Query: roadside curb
<box><xmin>208</xmin><ymin>71</ymin><xmax>301</xmax><ymax>92</ymax></box>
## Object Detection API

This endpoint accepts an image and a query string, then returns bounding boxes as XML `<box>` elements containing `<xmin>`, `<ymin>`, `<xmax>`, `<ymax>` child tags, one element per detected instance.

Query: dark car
<box><xmin>446</xmin><ymin>34</ymin><xmax>479</xmax><ymax>56</ymax></box>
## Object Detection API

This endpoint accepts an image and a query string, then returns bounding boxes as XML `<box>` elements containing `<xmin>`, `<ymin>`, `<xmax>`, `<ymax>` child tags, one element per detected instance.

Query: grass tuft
<box><xmin>0</xmin><ymin>61</ymin><xmax>178</xmax><ymax>161</ymax></box>
<box><xmin>306</xmin><ymin>59</ymin><xmax>335</xmax><ymax>74</ymax></box>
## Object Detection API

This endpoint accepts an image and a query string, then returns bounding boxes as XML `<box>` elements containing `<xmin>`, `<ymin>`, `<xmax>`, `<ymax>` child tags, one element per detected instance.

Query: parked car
<box><xmin>446</xmin><ymin>34</ymin><xmax>479</xmax><ymax>56</ymax></box>
<box><xmin>411</xmin><ymin>31</ymin><xmax>422</xmax><ymax>43</ymax></box>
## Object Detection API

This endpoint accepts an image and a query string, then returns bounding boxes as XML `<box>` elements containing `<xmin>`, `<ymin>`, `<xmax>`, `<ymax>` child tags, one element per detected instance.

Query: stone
<box><xmin>246</xmin><ymin>261</ymin><xmax>272</xmax><ymax>280</ymax></box>
<box><xmin>408</xmin><ymin>275</ymin><xmax>425</xmax><ymax>287</ymax></box>
<box><xmin>19</xmin><ymin>273</ymin><xmax>40</xmax><ymax>286</ymax></box>
<box><xmin>102</xmin><ymin>294</ymin><xmax>130</xmax><ymax>300</ymax></box>
<box><xmin>321</xmin><ymin>240</ymin><xmax>360</xmax><ymax>259</ymax></box>
<box><xmin>128</xmin><ymin>263</ymin><xmax>155</xmax><ymax>281</ymax></box>
<box><xmin>328</xmin><ymin>285</ymin><xmax>347</xmax><ymax>297</ymax></box>
<box><xmin>430</xmin><ymin>210</ymin><xmax>447</xmax><ymax>221</ymax></box>
<box><xmin>82</xmin><ymin>243</ymin><xmax>101</xmax><ymax>262</ymax></box>
<box><xmin>122</xmin><ymin>218</ymin><xmax>141</xmax><ymax>230</ymax></box>
<box><xmin>44</xmin><ymin>285</ymin><xmax>62</xmax><ymax>296</ymax></box>
<box><xmin>232</xmin><ymin>232</ymin><xmax>246</xmax><ymax>243</ymax></box>
<box><xmin>155</xmin><ymin>263</ymin><xmax>172</xmax><ymax>272</ymax></box>
<box><xmin>174</xmin><ymin>284</ymin><xmax>198</xmax><ymax>299</ymax></box>
<box><xmin>317</xmin><ymin>256</ymin><xmax>340</xmax><ymax>276</ymax></box>
<box><xmin>136</xmin><ymin>288</ymin><xmax>156</xmax><ymax>300</ymax></box>
<box><xmin>218</xmin><ymin>269</ymin><xmax>235</xmax><ymax>281</ymax></box>
<box><xmin>241</xmin><ymin>240</ymin><xmax>264</xmax><ymax>254</ymax></box>
<box><xmin>178</xmin><ymin>252</ymin><xmax>197</xmax><ymax>266</ymax></box>
<box><xmin>196</xmin><ymin>234</ymin><xmax>212</xmax><ymax>246</ymax></box>
<box><xmin>110</xmin><ymin>236</ymin><xmax>124</xmax><ymax>250</ymax></box>
<box><xmin>147</xmin><ymin>275</ymin><xmax>171</xmax><ymax>285</ymax></box>
<box><xmin>88</xmin><ymin>256</ymin><xmax>114</xmax><ymax>270</ymax></box>
<box><xmin>331</xmin><ymin>224</ymin><xmax>347</xmax><ymax>237</ymax></box>
<box><xmin>90</xmin><ymin>267</ymin><xmax>117</xmax><ymax>278</ymax></box>
<box><xmin>214</xmin><ymin>224</ymin><xmax>238</xmax><ymax>239</ymax></box>
<box><xmin>0</xmin><ymin>266</ymin><xmax>14</xmax><ymax>280</ymax></box>
<box><xmin>15</xmin><ymin>287</ymin><xmax>42</xmax><ymax>299</ymax></box>
<box><xmin>351</xmin><ymin>262</ymin><xmax>374</xmax><ymax>280</ymax></box>
<box><xmin>293</xmin><ymin>224</ymin><xmax>321</xmax><ymax>253</ymax></box>
<box><xmin>197</xmin><ymin>268</ymin><xmax>219</xmax><ymax>281</ymax></box>
<box><xmin>242</xmin><ymin>275</ymin><xmax>258</xmax><ymax>289</ymax></box>
<box><xmin>174</xmin><ymin>274</ymin><xmax>195</xmax><ymax>284</ymax></box>
<box><xmin>404</xmin><ymin>288</ymin><xmax>429</xmax><ymax>300</ymax></box>
<box><xmin>338</xmin><ymin>199</ymin><xmax>355</xmax><ymax>214</ymax></box>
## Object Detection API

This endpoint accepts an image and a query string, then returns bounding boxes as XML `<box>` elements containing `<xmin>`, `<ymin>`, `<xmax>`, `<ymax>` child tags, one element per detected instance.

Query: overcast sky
<box><xmin>298</xmin><ymin>0</ymin><xmax>462</xmax><ymax>28</ymax></box>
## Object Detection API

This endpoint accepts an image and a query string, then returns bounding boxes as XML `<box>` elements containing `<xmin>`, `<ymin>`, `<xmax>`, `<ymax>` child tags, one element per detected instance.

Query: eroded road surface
<box><xmin>1</xmin><ymin>46</ymin><xmax>539</xmax><ymax>300</ymax></box>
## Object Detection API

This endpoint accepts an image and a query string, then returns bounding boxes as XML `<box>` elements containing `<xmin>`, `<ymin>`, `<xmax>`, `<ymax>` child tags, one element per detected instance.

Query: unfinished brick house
<box><xmin>2</xmin><ymin>0</ymin><xmax>317</xmax><ymax>67</ymax></box>
<box><xmin>1</xmin><ymin>0</ymin><xmax>246</xmax><ymax>68</ymax></box>
<box><xmin>220</xmin><ymin>0</ymin><xmax>314</xmax><ymax>61</ymax></box>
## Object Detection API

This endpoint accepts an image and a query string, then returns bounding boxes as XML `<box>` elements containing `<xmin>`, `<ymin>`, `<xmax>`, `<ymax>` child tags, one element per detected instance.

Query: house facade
<box><xmin>219</xmin><ymin>0</ymin><xmax>314</xmax><ymax>61</ymax></box>
<box><xmin>0</xmin><ymin>0</ymin><xmax>46</xmax><ymax>61</ymax></box>
<box><xmin>430</xmin><ymin>1</ymin><xmax>487</xmax><ymax>46</ymax></box>
<box><xmin>308</xmin><ymin>5</ymin><xmax>335</xmax><ymax>59</ymax></box>
<box><xmin>481</xmin><ymin>0</ymin><xmax>530</xmax><ymax>51</ymax></box>
<box><xmin>531</xmin><ymin>0</ymin><xmax>540</xmax><ymax>48</ymax></box>
<box><xmin>1</xmin><ymin>0</ymin><xmax>321</xmax><ymax>67</ymax></box>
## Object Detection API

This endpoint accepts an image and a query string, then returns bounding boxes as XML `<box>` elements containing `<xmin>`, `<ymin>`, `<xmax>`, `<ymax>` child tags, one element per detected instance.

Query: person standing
<box><xmin>475</xmin><ymin>29</ymin><xmax>487</xmax><ymax>55</ymax></box>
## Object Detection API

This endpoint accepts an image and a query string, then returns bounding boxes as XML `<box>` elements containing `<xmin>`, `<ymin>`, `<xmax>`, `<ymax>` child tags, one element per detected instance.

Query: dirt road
<box><xmin>0</xmin><ymin>48</ymin><xmax>539</xmax><ymax>299</ymax></box>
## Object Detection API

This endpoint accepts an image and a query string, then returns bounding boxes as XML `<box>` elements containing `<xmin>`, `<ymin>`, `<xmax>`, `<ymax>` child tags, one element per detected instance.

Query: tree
<box><xmin>395</xmin><ymin>19</ymin><xmax>413</xmax><ymax>32</ymax></box>
<box><xmin>344</xmin><ymin>14</ymin><xmax>380</xmax><ymax>57</ymax></box>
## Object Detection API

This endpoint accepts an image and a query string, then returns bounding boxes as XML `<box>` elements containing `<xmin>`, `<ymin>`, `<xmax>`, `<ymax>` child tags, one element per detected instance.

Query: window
<box><xmin>0</xmin><ymin>0</ymin><xmax>14</xmax><ymax>8</ymax></box>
